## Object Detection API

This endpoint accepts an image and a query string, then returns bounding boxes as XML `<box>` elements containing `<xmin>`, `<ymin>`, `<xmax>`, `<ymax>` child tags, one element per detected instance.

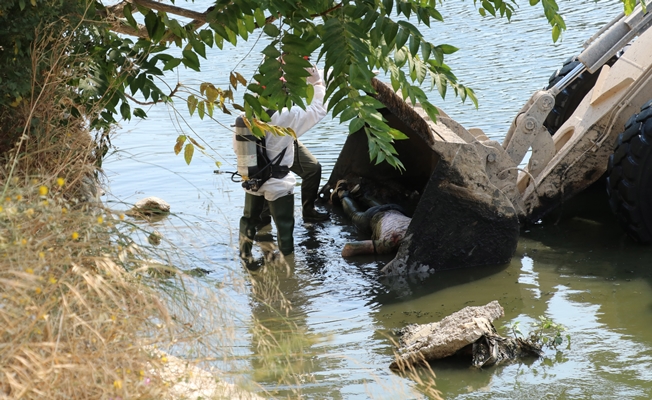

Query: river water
<box><xmin>104</xmin><ymin>1</ymin><xmax>652</xmax><ymax>398</ymax></box>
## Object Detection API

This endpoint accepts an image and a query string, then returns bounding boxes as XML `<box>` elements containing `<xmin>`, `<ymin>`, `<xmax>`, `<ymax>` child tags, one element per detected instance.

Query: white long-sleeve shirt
<box><xmin>236</xmin><ymin>83</ymin><xmax>327</xmax><ymax>201</ymax></box>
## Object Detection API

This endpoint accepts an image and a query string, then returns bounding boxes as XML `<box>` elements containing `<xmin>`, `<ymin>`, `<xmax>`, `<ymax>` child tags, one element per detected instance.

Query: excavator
<box><xmin>322</xmin><ymin>4</ymin><xmax>652</xmax><ymax>275</ymax></box>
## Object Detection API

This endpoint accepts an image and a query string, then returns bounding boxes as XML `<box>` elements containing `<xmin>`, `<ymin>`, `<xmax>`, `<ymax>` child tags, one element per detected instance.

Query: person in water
<box><xmin>332</xmin><ymin>180</ymin><xmax>411</xmax><ymax>257</ymax></box>
<box><xmin>236</xmin><ymin>65</ymin><xmax>328</xmax><ymax>264</ymax></box>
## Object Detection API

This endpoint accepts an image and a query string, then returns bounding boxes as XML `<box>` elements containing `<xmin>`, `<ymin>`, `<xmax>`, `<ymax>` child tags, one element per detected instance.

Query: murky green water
<box><xmin>105</xmin><ymin>0</ymin><xmax>652</xmax><ymax>398</ymax></box>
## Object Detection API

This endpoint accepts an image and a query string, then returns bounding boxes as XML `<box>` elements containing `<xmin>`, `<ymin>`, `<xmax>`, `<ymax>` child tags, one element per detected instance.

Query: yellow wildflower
<box><xmin>97</xmin><ymin>216</ymin><xmax>104</xmax><ymax>224</ymax></box>
<box><xmin>119</xmin><ymin>213</ymin><xmax>125</xmax><ymax>221</ymax></box>
<box><xmin>15</xmin><ymin>194</ymin><xmax>22</xmax><ymax>201</ymax></box>
<box><xmin>61</xmin><ymin>207</ymin><xmax>67</xmax><ymax>214</ymax></box>
<box><xmin>20</xmin><ymin>238</ymin><xmax>27</xmax><ymax>245</ymax></box>
<box><xmin>26</xmin><ymin>268</ymin><xmax>34</xmax><ymax>274</ymax></box>
<box><xmin>35</xmin><ymin>287</ymin><xmax>42</xmax><ymax>294</ymax></box>
<box><xmin>71</xmin><ymin>232</ymin><xmax>79</xmax><ymax>240</ymax></box>
<box><xmin>0</xmin><ymin>206</ymin><xmax>3</xmax><ymax>212</ymax></box>
<box><xmin>41</xmin><ymin>200</ymin><xmax>48</xmax><ymax>206</ymax></box>
<box><xmin>39</xmin><ymin>186</ymin><xmax>48</xmax><ymax>196</ymax></box>
<box><xmin>48</xmin><ymin>276</ymin><xmax>57</xmax><ymax>284</ymax></box>
<box><xmin>161</xmin><ymin>356</ymin><xmax>168</xmax><ymax>363</ymax></box>
<box><xmin>57</xmin><ymin>177</ymin><xmax>65</xmax><ymax>187</ymax></box>
<box><xmin>25</xmin><ymin>208</ymin><xmax>34</xmax><ymax>217</ymax></box>
<box><xmin>39</xmin><ymin>252</ymin><xmax>45</xmax><ymax>259</ymax></box>
<box><xmin>113</xmin><ymin>380</ymin><xmax>122</xmax><ymax>390</ymax></box>
<box><xmin>31</xmin><ymin>179</ymin><xmax>38</xmax><ymax>184</ymax></box>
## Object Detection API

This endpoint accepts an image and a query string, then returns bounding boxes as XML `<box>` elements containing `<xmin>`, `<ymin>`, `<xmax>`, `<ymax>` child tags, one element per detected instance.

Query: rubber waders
<box><xmin>239</xmin><ymin>193</ymin><xmax>266</xmax><ymax>259</ymax></box>
<box><xmin>268</xmin><ymin>193</ymin><xmax>295</xmax><ymax>256</ymax></box>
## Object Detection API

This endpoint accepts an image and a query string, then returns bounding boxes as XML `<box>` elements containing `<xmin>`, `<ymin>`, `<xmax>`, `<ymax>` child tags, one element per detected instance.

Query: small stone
<box><xmin>131</xmin><ymin>196</ymin><xmax>170</xmax><ymax>215</ymax></box>
<box><xmin>148</xmin><ymin>231</ymin><xmax>162</xmax><ymax>246</ymax></box>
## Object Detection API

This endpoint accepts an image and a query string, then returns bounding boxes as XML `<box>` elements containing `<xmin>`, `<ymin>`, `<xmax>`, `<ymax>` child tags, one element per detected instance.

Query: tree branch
<box><xmin>103</xmin><ymin>1</ymin><xmax>344</xmax><ymax>40</ymax></box>
<box><xmin>124</xmin><ymin>82</ymin><xmax>181</xmax><ymax>106</ymax></box>
<box><xmin>132</xmin><ymin>0</ymin><xmax>206</xmax><ymax>21</ymax></box>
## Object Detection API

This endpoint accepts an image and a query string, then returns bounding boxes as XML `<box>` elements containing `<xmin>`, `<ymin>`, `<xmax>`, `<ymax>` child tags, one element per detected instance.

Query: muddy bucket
<box><xmin>320</xmin><ymin>79</ymin><xmax>520</xmax><ymax>276</ymax></box>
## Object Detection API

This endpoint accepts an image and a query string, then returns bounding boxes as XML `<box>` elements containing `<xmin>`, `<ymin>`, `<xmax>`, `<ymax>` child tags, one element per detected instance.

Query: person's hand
<box><xmin>306</xmin><ymin>65</ymin><xmax>323</xmax><ymax>86</ymax></box>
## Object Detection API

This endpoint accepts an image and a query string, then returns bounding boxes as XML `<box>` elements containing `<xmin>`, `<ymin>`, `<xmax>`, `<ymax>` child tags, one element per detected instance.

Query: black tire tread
<box><xmin>607</xmin><ymin>106</ymin><xmax>652</xmax><ymax>243</ymax></box>
<box><xmin>544</xmin><ymin>56</ymin><xmax>618</xmax><ymax>135</ymax></box>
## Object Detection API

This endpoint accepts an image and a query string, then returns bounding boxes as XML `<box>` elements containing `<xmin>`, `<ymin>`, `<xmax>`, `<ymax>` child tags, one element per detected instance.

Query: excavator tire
<box><xmin>606</xmin><ymin>100</ymin><xmax>652</xmax><ymax>244</ymax></box>
<box><xmin>544</xmin><ymin>55</ymin><xmax>618</xmax><ymax>134</ymax></box>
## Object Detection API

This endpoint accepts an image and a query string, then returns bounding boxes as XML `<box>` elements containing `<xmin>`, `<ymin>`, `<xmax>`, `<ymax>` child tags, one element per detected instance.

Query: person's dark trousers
<box><xmin>239</xmin><ymin>193</ymin><xmax>266</xmax><ymax>259</ymax></box>
<box><xmin>268</xmin><ymin>193</ymin><xmax>295</xmax><ymax>256</ymax></box>
<box><xmin>291</xmin><ymin>140</ymin><xmax>324</xmax><ymax>219</ymax></box>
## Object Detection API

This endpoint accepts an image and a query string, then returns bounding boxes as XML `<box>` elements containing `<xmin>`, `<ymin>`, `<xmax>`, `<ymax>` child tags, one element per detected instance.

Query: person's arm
<box><xmin>270</xmin><ymin>68</ymin><xmax>327</xmax><ymax>137</ymax></box>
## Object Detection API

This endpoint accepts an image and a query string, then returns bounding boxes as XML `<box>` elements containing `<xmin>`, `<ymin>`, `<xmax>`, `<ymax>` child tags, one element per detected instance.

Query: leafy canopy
<box><xmin>0</xmin><ymin>0</ymin><xmax>642</xmax><ymax>167</ymax></box>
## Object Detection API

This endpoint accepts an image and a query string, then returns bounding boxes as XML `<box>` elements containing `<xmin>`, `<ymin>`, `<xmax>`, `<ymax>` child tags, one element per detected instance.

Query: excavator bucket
<box><xmin>322</xmin><ymin>79</ymin><xmax>520</xmax><ymax>275</ymax></box>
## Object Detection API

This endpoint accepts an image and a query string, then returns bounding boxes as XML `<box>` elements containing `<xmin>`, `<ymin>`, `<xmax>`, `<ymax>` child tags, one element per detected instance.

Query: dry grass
<box><xmin>0</xmin><ymin>178</ymin><xmax>173</xmax><ymax>398</ymax></box>
<box><xmin>0</xmin><ymin>12</ymin><xmax>236</xmax><ymax>399</ymax></box>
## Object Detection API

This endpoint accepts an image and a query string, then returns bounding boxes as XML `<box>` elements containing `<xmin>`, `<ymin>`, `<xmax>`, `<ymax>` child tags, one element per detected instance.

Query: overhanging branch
<box><xmin>103</xmin><ymin>0</ymin><xmax>344</xmax><ymax>40</ymax></box>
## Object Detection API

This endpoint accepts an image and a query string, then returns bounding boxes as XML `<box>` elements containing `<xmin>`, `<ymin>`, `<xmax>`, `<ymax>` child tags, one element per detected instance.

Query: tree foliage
<box><xmin>0</xmin><ymin>0</ymin><xmax>642</xmax><ymax>167</ymax></box>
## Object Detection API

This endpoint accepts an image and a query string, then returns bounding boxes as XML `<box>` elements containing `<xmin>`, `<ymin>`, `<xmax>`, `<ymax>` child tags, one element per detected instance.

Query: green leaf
<box><xmin>134</xmin><ymin>108</ymin><xmax>147</xmax><ymax>118</ymax></box>
<box><xmin>191</xmin><ymin>39</ymin><xmax>206</xmax><ymax>59</ymax></box>
<box><xmin>395</xmin><ymin>48</ymin><xmax>407</xmax><ymax>67</ymax></box>
<box><xmin>482</xmin><ymin>0</ymin><xmax>496</xmax><ymax>16</ymax></box>
<box><xmin>395</xmin><ymin>27</ymin><xmax>409</xmax><ymax>49</ymax></box>
<box><xmin>120</xmin><ymin>101</ymin><xmax>131</xmax><ymax>120</ymax></box>
<box><xmin>349</xmin><ymin>117</ymin><xmax>366</xmax><ymax>134</ymax></box>
<box><xmin>182</xmin><ymin>49</ymin><xmax>200</xmax><ymax>71</ymax></box>
<box><xmin>187</xmin><ymin>95</ymin><xmax>198</xmax><ymax>116</ymax></box>
<box><xmin>123</xmin><ymin>4</ymin><xmax>138</xmax><ymax>29</ymax></box>
<box><xmin>244</xmin><ymin>93</ymin><xmax>262</xmax><ymax>115</ymax></box>
<box><xmin>206</xmin><ymin>101</ymin><xmax>214</xmax><ymax>118</ymax></box>
<box><xmin>439</xmin><ymin>44</ymin><xmax>459</xmax><ymax>55</ymax></box>
<box><xmin>198</xmin><ymin>101</ymin><xmax>205</xmax><ymax>119</ymax></box>
<box><xmin>623</xmin><ymin>0</ymin><xmax>643</xmax><ymax>15</ymax></box>
<box><xmin>306</xmin><ymin>84</ymin><xmax>314</xmax><ymax>104</ymax></box>
<box><xmin>163</xmin><ymin>58</ymin><xmax>181</xmax><ymax>71</ymax></box>
<box><xmin>421</xmin><ymin>42</ymin><xmax>432</xmax><ymax>61</ymax></box>
<box><xmin>225</xmin><ymin>27</ymin><xmax>238</xmax><ymax>46</ymax></box>
<box><xmin>144</xmin><ymin>11</ymin><xmax>158</xmax><ymax>40</ymax></box>
<box><xmin>262</xmin><ymin>44</ymin><xmax>281</xmax><ymax>58</ymax></box>
<box><xmin>263</xmin><ymin>23</ymin><xmax>281</xmax><ymax>37</ymax></box>
<box><xmin>340</xmin><ymin>105</ymin><xmax>359</xmax><ymax>122</ymax></box>
<box><xmin>254</xmin><ymin>8</ymin><xmax>266</xmax><ymax>27</ymax></box>
<box><xmin>421</xmin><ymin>102</ymin><xmax>440</xmax><ymax>123</ymax></box>
<box><xmin>243</xmin><ymin>15</ymin><xmax>256</xmax><ymax>33</ymax></box>
<box><xmin>382</xmin><ymin>0</ymin><xmax>393</xmax><ymax>15</ymax></box>
<box><xmin>184</xmin><ymin>143</ymin><xmax>194</xmax><ymax>165</ymax></box>
<box><xmin>331</xmin><ymin>97</ymin><xmax>355</xmax><ymax>117</ymax></box>
<box><xmin>408</xmin><ymin>36</ymin><xmax>420</xmax><ymax>57</ymax></box>
<box><xmin>375</xmin><ymin>150</ymin><xmax>386</xmax><ymax>165</ymax></box>
<box><xmin>199</xmin><ymin>30</ymin><xmax>214</xmax><ymax>47</ymax></box>
<box><xmin>384</xmin><ymin>20</ymin><xmax>399</xmax><ymax>45</ymax></box>
<box><xmin>552</xmin><ymin>25</ymin><xmax>561</xmax><ymax>42</ymax></box>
